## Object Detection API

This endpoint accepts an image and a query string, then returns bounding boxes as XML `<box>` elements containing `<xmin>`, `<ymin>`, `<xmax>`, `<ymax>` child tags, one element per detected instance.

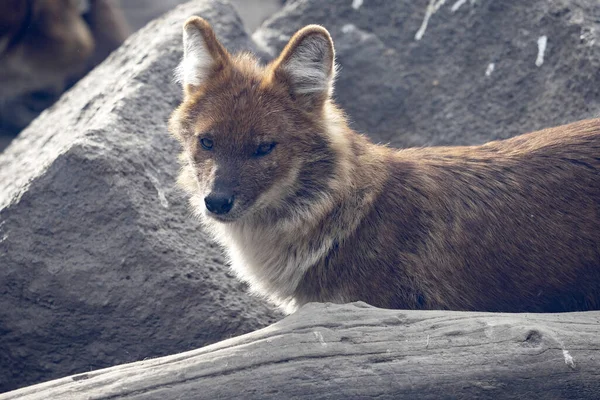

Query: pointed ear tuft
<box><xmin>175</xmin><ymin>17</ymin><xmax>229</xmax><ymax>93</ymax></box>
<box><xmin>271</xmin><ymin>25</ymin><xmax>336</xmax><ymax>110</ymax></box>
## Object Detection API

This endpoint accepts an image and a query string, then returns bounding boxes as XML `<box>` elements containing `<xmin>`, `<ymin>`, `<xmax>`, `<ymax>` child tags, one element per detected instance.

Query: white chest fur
<box><xmin>207</xmin><ymin>219</ymin><xmax>334</xmax><ymax>311</ymax></box>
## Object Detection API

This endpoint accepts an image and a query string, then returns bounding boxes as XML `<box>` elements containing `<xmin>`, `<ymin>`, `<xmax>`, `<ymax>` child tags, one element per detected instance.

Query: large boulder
<box><xmin>0</xmin><ymin>0</ymin><xmax>281</xmax><ymax>393</ymax></box>
<box><xmin>255</xmin><ymin>0</ymin><xmax>600</xmax><ymax>147</ymax></box>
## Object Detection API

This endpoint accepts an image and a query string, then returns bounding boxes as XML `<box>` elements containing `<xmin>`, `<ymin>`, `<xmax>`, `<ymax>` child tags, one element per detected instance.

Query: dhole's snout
<box><xmin>204</xmin><ymin>170</ymin><xmax>238</xmax><ymax>217</ymax></box>
<box><xmin>204</xmin><ymin>192</ymin><xmax>235</xmax><ymax>215</ymax></box>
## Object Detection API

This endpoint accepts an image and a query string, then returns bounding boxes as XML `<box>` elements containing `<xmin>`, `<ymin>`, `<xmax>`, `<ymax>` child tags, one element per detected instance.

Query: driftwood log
<box><xmin>2</xmin><ymin>302</ymin><xmax>599</xmax><ymax>399</ymax></box>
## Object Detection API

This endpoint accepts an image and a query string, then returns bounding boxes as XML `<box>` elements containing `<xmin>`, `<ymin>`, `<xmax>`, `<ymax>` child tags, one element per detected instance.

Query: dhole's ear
<box><xmin>271</xmin><ymin>25</ymin><xmax>336</xmax><ymax>110</ymax></box>
<box><xmin>175</xmin><ymin>16</ymin><xmax>230</xmax><ymax>95</ymax></box>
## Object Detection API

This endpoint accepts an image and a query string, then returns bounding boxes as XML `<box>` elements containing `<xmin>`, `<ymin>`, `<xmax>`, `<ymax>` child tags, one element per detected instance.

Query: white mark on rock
<box><xmin>415</xmin><ymin>0</ymin><xmax>447</xmax><ymax>41</ymax></box>
<box><xmin>0</xmin><ymin>220</ymin><xmax>6</xmax><ymax>244</ymax></box>
<box><xmin>147</xmin><ymin>173</ymin><xmax>169</xmax><ymax>209</ymax></box>
<box><xmin>452</xmin><ymin>0</ymin><xmax>477</xmax><ymax>12</ymax></box>
<box><xmin>485</xmin><ymin>63</ymin><xmax>495</xmax><ymax>76</ymax></box>
<box><xmin>580</xmin><ymin>27</ymin><xmax>596</xmax><ymax>46</ymax></box>
<box><xmin>341</xmin><ymin>24</ymin><xmax>371</xmax><ymax>42</ymax></box>
<box><xmin>313</xmin><ymin>331</ymin><xmax>327</xmax><ymax>346</ymax></box>
<box><xmin>451</xmin><ymin>0</ymin><xmax>467</xmax><ymax>12</ymax></box>
<box><xmin>251</xmin><ymin>30</ymin><xmax>277</xmax><ymax>57</ymax></box>
<box><xmin>535</xmin><ymin>35</ymin><xmax>548</xmax><ymax>67</ymax></box>
<box><xmin>563</xmin><ymin>350</ymin><xmax>576</xmax><ymax>369</ymax></box>
<box><xmin>352</xmin><ymin>0</ymin><xmax>363</xmax><ymax>10</ymax></box>
<box><xmin>342</xmin><ymin>24</ymin><xmax>356</xmax><ymax>34</ymax></box>
<box><xmin>426</xmin><ymin>335</ymin><xmax>430</xmax><ymax>348</ymax></box>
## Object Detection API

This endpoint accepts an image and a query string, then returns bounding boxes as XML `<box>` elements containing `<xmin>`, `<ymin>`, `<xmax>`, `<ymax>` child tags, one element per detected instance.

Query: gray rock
<box><xmin>2</xmin><ymin>303</ymin><xmax>600</xmax><ymax>399</ymax></box>
<box><xmin>0</xmin><ymin>0</ymin><xmax>281</xmax><ymax>393</ymax></box>
<box><xmin>121</xmin><ymin>0</ymin><xmax>281</xmax><ymax>33</ymax></box>
<box><xmin>255</xmin><ymin>0</ymin><xmax>600</xmax><ymax>147</ymax></box>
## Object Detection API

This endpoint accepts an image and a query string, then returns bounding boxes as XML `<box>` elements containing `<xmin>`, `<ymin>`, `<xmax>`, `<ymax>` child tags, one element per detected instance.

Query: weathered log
<box><xmin>2</xmin><ymin>302</ymin><xmax>599</xmax><ymax>399</ymax></box>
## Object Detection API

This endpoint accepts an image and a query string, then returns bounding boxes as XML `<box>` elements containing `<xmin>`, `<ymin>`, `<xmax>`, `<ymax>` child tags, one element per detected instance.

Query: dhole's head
<box><xmin>170</xmin><ymin>17</ymin><xmax>347</xmax><ymax>224</ymax></box>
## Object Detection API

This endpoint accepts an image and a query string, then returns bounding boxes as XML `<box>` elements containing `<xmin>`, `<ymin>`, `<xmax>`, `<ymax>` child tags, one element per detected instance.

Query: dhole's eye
<box><xmin>199</xmin><ymin>137</ymin><xmax>213</xmax><ymax>150</ymax></box>
<box><xmin>254</xmin><ymin>142</ymin><xmax>277</xmax><ymax>157</ymax></box>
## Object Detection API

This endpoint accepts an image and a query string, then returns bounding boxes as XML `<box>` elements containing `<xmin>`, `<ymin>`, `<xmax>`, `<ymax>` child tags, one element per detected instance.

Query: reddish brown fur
<box><xmin>298</xmin><ymin>122</ymin><xmax>600</xmax><ymax>312</ymax></box>
<box><xmin>170</xmin><ymin>17</ymin><xmax>600</xmax><ymax>313</ymax></box>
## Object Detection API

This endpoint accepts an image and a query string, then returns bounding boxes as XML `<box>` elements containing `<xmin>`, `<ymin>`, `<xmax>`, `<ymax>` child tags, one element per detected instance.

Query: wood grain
<box><xmin>3</xmin><ymin>302</ymin><xmax>599</xmax><ymax>399</ymax></box>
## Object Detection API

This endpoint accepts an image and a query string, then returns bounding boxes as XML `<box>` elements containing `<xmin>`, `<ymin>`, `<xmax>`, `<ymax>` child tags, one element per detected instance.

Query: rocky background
<box><xmin>0</xmin><ymin>0</ymin><xmax>282</xmax><ymax>153</ymax></box>
<box><xmin>1</xmin><ymin>0</ymin><xmax>599</xmax><ymax>394</ymax></box>
<box><xmin>256</xmin><ymin>0</ymin><xmax>600</xmax><ymax>147</ymax></box>
<box><xmin>123</xmin><ymin>0</ymin><xmax>282</xmax><ymax>32</ymax></box>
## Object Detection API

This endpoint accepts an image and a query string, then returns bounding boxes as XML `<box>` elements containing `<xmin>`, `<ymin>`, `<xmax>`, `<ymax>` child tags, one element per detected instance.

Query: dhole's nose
<box><xmin>204</xmin><ymin>192</ymin><xmax>235</xmax><ymax>215</ymax></box>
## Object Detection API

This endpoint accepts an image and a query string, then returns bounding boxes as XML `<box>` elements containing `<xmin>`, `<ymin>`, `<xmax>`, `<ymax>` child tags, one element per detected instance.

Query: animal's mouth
<box><xmin>206</xmin><ymin>212</ymin><xmax>239</xmax><ymax>223</ymax></box>
<box><xmin>203</xmin><ymin>202</ymin><xmax>250</xmax><ymax>223</ymax></box>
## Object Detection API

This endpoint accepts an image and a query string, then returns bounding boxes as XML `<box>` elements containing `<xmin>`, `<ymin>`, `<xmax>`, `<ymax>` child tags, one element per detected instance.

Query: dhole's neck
<box><xmin>321</xmin><ymin>99</ymin><xmax>392</xmax><ymax>198</ymax></box>
<box><xmin>264</xmin><ymin>101</ymin><xmax>391</xmax><ymax>234</ymax></box>
<box><xmin>321</xmin><ymin>102</ymin><xmax>355</xmax><ymax>194</ymax></box>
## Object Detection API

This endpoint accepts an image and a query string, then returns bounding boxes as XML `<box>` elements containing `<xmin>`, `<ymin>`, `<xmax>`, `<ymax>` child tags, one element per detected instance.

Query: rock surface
<box><xmin>2</xmin><ymin>302</ymin><xmax>600</xmax><ymax>399</ymax></box>
<box><xmin>255</xmin><ymin>0</ymin><xmax>600</xmax><ymax>147</ymax></box>
<box><xmin>121</xmin><ymin>0</ymin><xmax>282</xmax><ymax>33</ymax></box>
<box><xmin>0</xmin><ymin>0</ymin><xmax>281</xmax><ymax>393</ymax></box>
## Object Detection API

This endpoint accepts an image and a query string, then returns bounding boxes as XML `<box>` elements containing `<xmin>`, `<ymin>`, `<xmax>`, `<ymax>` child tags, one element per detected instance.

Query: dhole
<box><xmin>169</xmin><ymin>17</ymin><xmax>600</xmax><ymax>314</ymax></box>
